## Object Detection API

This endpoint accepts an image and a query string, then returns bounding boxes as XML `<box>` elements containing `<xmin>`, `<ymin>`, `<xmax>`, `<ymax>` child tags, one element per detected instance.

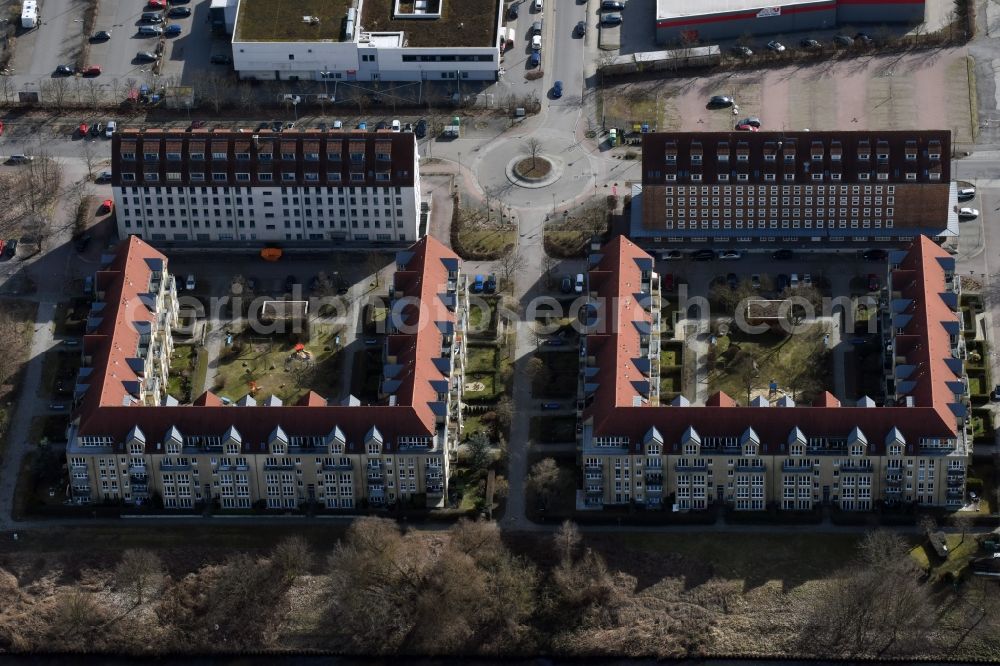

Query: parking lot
<box><xmin>601</xmin><ymin>46</ymin><xmax>975</xmax><ymax>143</ymax></box>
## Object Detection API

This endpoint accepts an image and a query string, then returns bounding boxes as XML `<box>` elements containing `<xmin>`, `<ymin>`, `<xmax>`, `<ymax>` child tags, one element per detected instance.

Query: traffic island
<box><xmin>505</xmin><ymin>153</ymin><xmax>563</xmax><ymax>188</ymax></box>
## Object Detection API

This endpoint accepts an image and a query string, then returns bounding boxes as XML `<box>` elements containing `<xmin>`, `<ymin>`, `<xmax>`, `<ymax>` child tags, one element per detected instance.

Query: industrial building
<box><xmin>227</xmin><ymin>0</ymin><xmax>504</xmax><ymax>82</ymax></box>
<box><xmin>655</xmin><ymin>0</ymin><xmax>925</xmax><ymax>44</ymax></box>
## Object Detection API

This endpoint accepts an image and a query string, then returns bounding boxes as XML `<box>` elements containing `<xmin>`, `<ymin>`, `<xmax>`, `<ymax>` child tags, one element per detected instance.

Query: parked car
<box><xmin>560</xmin><ymin>276</ymin><xmax>573</xmax><ymax>293</ymax></box>
<box><xmin>531</xmin><ymin>34</ymin><xmax>542</xmax><ymax>50</ymax></box>
<box><xmin>739</xmin><ymin>116</ymin><xmax>761</xmax><ymax>127</ymax></box>
<box><xmin>719</xmin><ymin>249</ymin><xmax>741</xmax><ymax>260</ymax></box>
<box><xmin>210</xmin><ymin>54</ymin><xmax>233</xmax><ymax>64</ymax></box>
<box><xmin>168</xmin><ymin>6</ymin><xmax>191</xmax><ymax>17</ymax></box>
<box><xmin>185</xmin><ymin>274</ymin><xmax>196</xmax><ymax>290</ymax></box>
<box><xmin>833</xmin><ymin>34</ymin><xmax>854</xmax><ymax>46</ymax></box>
<box><xmin>751</xmin><ymin>274</ymin><xmax>761</xmax><ymax>289</ymax></box>
<box><xmin>799</xmin><ymin>38</ymin><xmax>821</xmax><ymax>49</ymax></box>
<box><xmin>959</xmin><ymin>207</ymin><xmax>979</xmax><ymax>220</ymax></box>
<box><xmin>96</xmin><ymin>170</ymin><xmax>112</xmax><ymax>182</ymax></box>
<box><xmin>772</xmin><ymin>248</ymin><xmax>793</xmax><ymax>260</ymax></box>
<box><xmin>138</xmin><ymin>25</ymin><xmax>163</xmax><ymax>36</ymax></box>
<box><xmin>601</xmin><ymin>0</ymin><xmax>625</xmax><ymax>9</ymax></box>
<box><xmin>790</xmin><ymin>273</ymin><xmax>801</xmax><ymax>289</ymax></box>
<box><xmin>375</xmin><ymin>121</ymin><xmax>388</xmax><ymax>131</ymax></box>
<box><xmin>541</xmin><ymin>402</ymin><xmax>562</xmax><ymax>410</ymax></box>
<box><xmin>91</xmin><ymin>30</ymin><xmax>112</xmax><ymax>40</ymax></box>
<box><xmin>141</xmin><ymin>12</ymin><xmax>163</xmax><ymax>22</ymax></box>
<box><xmin>735</xmin><ymin>123</ymin><xmax>758</xmax><ymax>132</ymax></box>
<box><xmin>601</xmin><ymin>13</ymin><xmax>622</xmax><ymax>25</ymax></box>
<box><xmin>472</xmin><ymin>274</ymin><xmax>485</xmax><ymax>293</ymax></box>
<box><xmin>766</xmin><ymin>40</ymin><xmax>785</xmax><ymax>52</ymax></box>
<box><xmin>7</xmin><ymin>154</ymin><xmax>33</xmax><ymax>164</ymax></box>
<box><xmin>991</xmin><ymin>385</ymin><xmax>1000</xmax><ymax>402</ymax></box>
<box><xmin>105</xmin><ymin>121</ymin><xmax>117</xmax><ymax>138</ymax></box>
<box><xmin>508</xmin><ymin>3</ymin><xmax>518</xmax><ymax>19</ymax></box>
<box><xmin>533</xmin><ymin>0</ymin><xmax>542</xmax><ymax>10</ymax></box>
<box><xmin>958</xmin><ymin>185</ymin><xmax>976</xmax><ymax>199</ymax></box>
<box><xmin>574</xmin><ymin>273</ymin><xmax>585</xmax><ymax>294</ymax></box>
<box><xmin>855</xmin><ymin>32</ymin><xmax>874</xmax><ymax>47</ymax></box>
<box><xmin>415</xmin><ymin>119</ymin><xmax>427</xmax><ymax>138</ymax></box>
<box><xmin>49</xmin><ymin>403</ymin><xmax>68</xmax><ymax>411</ymax></box>
<box><xmin>867</xmin><ymin>273</ymin><xmax>879</xmax><ymax>291</ymax></box>
<box><xmin>82</xmin><ymin>65</ymin><xmax>102</xmax><ymax>76</ymax></box>
<box><xmin>727</xmin><ymin>273</ymin><xmax>738</xmax><ymax>289</ymax></box>
<box><xmin>148</xmin><ymin>0</ymin><xmax>166</xmax><ymax>7</ymax></box>
<box><xmin>661</xmin><ymin>250</ymin><xmax>683</xmax><ymax>260</ymax></box>
<box><xmin>574</xmin><ymin>20</ymin><xmax>586</xmax><ymax>37</ymax></box>
<box><xmin>484</xmin><ymin>274</ymin><xmax>497</xmax><ymax>293</ymax></box>
<box><xmin>802</xmin><ymin>273</ymin><xmax>812</xmax><ymax>288</ymax></box>
<box><xmin>730</xmin><ymin>45</ymin><xmax>753</xmax><ymax>58</ymax></box>
<box><xmin>357</xmin><ymin>121</ymin><xmax>367</xmax><ymax>130</ymax></box>
<box><xmin>531</xmin><ymin>21</ymin><xmax>542</xmax><ymax>35</ymax></box>
<box><xmin>90</xmin><ymin>122</ymin><xmax>104</xmax><ymax>137</ymax></box>
<box><xmin>552</xmin><ymin>80</ymin><xmax>563</xmax><ymax>98</ymax></box>
<box><xmin>707</xmin><ymin>95</ymin><xmax>734</xmax><ymax>108</ymax></box>
<box><xmin>862</xmin><ymin>249</ymin><xmax>887</xmax><ymax>261</ymax></box>
<box><xmin>55</xmin><ymin>64</ymin><xmax>75</xmax><ymax>75</ymax></box>
<box><xmin>529</xmin><ymin>51</ymin><xmax>540</xmax><ymax>67</ymax></box>
<box><xmin>692</xmin><ymin>249</ymin><xmax>715</xmax><ymax>261</ymax></box>
<box><xmin>164</xmin><ymin>24</ymin><xmax>182</xmax><ymax>36</ymax></box>
<box><xmin>77</xmin><ymin>123</ymin><xmax>89</xmax><ymax>136</ymax></box>
<box><xmin>136</xmin><ymin>51</ymin><xmax>158</xmax><ymax>62</ymax></box>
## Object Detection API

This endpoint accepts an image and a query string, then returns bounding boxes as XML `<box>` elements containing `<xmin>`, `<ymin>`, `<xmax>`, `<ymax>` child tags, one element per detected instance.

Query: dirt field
<box><xmin>605</xmin><ymin>47</ymin><xmax>975</xmax><ymax>143</ymax></box>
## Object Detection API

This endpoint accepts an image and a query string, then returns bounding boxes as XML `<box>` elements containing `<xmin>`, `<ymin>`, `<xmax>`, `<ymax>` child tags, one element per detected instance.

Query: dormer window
<box><xmin>366</xmin><ymin>442</ymin><xmax>380</xmax><ymax>455</ymax></box>
<box><xmin>166</xmin><ymin>442</ymin><xmax>180</xmax><ymax>455</ymax></box>
<box><xmin>665</xmin><ymin>153</ymin><xmax>677</xmax><ymax>162</ymax></box>
<box><xmin>790</xmin><ymin>443</ymin><xmax>804</xmax><ymax>456</ymax></box>
<box><xmin>691</xmin><ymin>154</ymin><xmax>702</xmax><ymax>164</ymax></box>
<box><xmin>743</xmin><ymin>442</ymin><xmax>758</xmax><ymax>457</ymax></box>
<box><xmin>850</xmin><ymin>443</ymin><xmax>865</xmax><ymax>457</ymax></box>
<box><xmin>683</xmin><ymin>442</ymin><xmax>698</xmax><ymax>455</ymax></box>
<box><xmin>225</xmin><ymin>443</ymin><xmax>240</xmax><ymax>455</ymax></box>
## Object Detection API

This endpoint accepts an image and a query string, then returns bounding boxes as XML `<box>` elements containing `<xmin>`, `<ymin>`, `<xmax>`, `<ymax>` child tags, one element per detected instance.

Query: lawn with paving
<box><xmin>709</xmin><ymin>325</ymin><xmax>830</xmax><ymax>405</ymax></box>
<box><xmin>532</xmin><ymin>350</ymin><xmax>578</xmax><ymax>399</ymax></box>
<box><xmin>214</xmin><ymin>328</ymin><xmax>343</xmax><ymax>404</ymax></box>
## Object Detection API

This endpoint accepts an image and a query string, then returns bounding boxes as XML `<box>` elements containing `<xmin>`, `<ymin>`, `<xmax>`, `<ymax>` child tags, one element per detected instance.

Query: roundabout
<box><xmin>503</xmin><ymin>152</ymin><xmax>564</xmax><ymax>189</ymax></box>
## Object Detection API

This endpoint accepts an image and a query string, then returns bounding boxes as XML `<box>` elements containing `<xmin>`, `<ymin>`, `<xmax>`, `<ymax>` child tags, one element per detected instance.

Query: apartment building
<box><xmin>578</xmin><ymin>235</ymin><xmax>969</xmax><ymax>512</ymax></box>
<box><xmin>111</xmin><ymin>128</ymin><xmax>421</xmax><ymax>245</ymax></box>
<box><xmin>229</xmin><ymin>0</ymin><xmax>503</xmax><ymax>82</ymax></box>
<box><xmin>630</xmin><ymin>130</ymin><xmax>958</xmax><ymax>247</ymax></box>
<box><xmin>66</xmin><ymin>235</ymin><xmax>467</xmax><ymax>510</ymax></box>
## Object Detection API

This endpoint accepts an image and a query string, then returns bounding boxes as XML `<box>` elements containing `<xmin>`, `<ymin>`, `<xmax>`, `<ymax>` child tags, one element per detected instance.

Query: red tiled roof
<box><xmin>76</xmin><ymin>236</ymin><xmax>460</xmax><ymax>454</ymax></box>
<box><xmin>583</xmin><ymin>235</ymin><xmax>960</xmax><ymax>456</ymax></box>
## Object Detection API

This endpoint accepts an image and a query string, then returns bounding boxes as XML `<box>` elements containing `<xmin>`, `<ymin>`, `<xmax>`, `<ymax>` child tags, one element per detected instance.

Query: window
<box><xmin>258</xmin><ymin>172</ymin><xmax>273</xmax><ymax>182</ymax></box>
<box><xmin>190</xmin><ymin>152</ymin><xmax>204</xmax><ymax>161</ymax></box>
<box><xmin>282</xmin><ymin>172</ymin><xmax>296</xmax><ymax>181</ymax></box>
<box><xmin>236</xmin><ymin>172</ymin><xmax>250</xmax><ymax>181</ymax></box>
<box><xmin>212</xmin><ymin>172</ymin><xmax>227</xmax><ymax>182</ymax></box>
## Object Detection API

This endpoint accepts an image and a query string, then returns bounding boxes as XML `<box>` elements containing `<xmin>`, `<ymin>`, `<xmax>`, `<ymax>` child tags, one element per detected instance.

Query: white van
<box><xmin>105</xmin><ymin>120</ymin><xmax>117</xmax><ymax>138</ymax></box>
<box><xmin>533</xmin><ymin>0</ymin><xmax>543</xmax><ymax>10</ymax></box>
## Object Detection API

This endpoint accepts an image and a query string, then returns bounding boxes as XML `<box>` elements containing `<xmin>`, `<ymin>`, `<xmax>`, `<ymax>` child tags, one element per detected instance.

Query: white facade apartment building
<box><xmin>111</xmin><ymin>128</ymin><xmax>421</xmax><ymax>244</ymax></box>
<box><xmin>230</xmin><ymin>0</ymin><xmax>503</xmax><ymax>83</ymax></box>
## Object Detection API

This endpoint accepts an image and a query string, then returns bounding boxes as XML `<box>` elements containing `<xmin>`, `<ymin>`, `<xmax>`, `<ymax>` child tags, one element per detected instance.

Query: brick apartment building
<box><xmin>111</xmin><ymin>128</ymin><xmax>421</xmax><ymax>245</ymax></box>
<box><xmin>66</xmin><ymin>235</ymin><xmax>468</xmax><ymax>510</ymax></box>
<box><xmin>577</xmin><ymin>236</ymin><xmax>969</xmax><ymax>512</ymax></box>
<box><xmin>630</xmin><ymin>130</ymin><xmax>959</xmax><ymax>248</ymax></box>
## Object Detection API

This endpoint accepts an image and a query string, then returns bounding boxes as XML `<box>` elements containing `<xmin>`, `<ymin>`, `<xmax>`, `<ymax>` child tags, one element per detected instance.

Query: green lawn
<box><xmin>214</xmin><ymin>328</ymin><xmax>343</xmax><ymax>404</ymax></box>
<box><xmin>167</xmin><ymin>345</ymin><xmax>196</xmax><ymax>402</ymax></box>
<box><xmin>462</xmin><ymin>412</ymin><xmax>496</xmax><ymax>442</ymax></box>
<box><xmin>454</xmin><ymin>227</ymin><xmax>516</xmax><ymax>260</ymax></box>
<box><xmin>710</xmin><ymin>326</ymin><xmax>830</xmax><ymax>405</ymax></box>
<box><xmin>660</xmin><ymin>350</ymin><xmax>678</xmax><ymax>367</ymax></box>
<box><xmin>38</xmin><ymin>350</ymin><xmax>81</xmax><ymax>398</ymax></box>
<box><xmin>466</xmin><ymin>346</ymin><xmax>498</xmax><ymax>374</ymax></box>
<box><xmin>909</xmin><ymin>533</ymin><xmax>981</xmax><ymax>582</ymax></box>
<box><xmin>464</xmin><ymin>373</ymin><xmax>496</xmax><ymax>400</ymax></box>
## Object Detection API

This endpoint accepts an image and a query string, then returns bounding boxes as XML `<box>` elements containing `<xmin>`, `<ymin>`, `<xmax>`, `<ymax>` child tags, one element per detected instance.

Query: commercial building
<box><xmin>577</xmin><ymin>236</ymin><xmax>969</xmax><ymax>512</ymax></box>
<box><xmin>111</xmin><ymin>128</ymin><xmax>421</xmax><ymax>244</ymax></box>
<box><xmin>655</xmin><ymin>0</ymin><xmax>925</xmax><ymax>45</ymax></box>
<box><xmin>630</xmin><ymin>130</ymin><xmax>958</xmax><ymax>247</ymax></box>
<box><xmin>230</xmin><ymin>0</ymin><xmax>503</xmax><ymax>82</ymax></box>
<box><xmin>66</xmin><ymin>235</ymin><xmax>468</xmax><ymax>510</ymax></box>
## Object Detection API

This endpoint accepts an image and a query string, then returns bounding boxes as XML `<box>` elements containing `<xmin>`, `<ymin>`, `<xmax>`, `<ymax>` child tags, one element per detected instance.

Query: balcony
<box><xmin>885</xmin><ymin>486</ymin><xmax>902</xmax><ymax>495</ymax></box>
<box><xmin>782</xmin><ymin>462</ymin><xmax>812</xmax><ymax>473</ymax></box>
<box><xmin>71</xmin><ymin>462</ymin><xmax>88</xmax><ymax>470</ymax></box>
<box><xmin>159</xmin><ymin>462</ymin><xmax>192</xmax><ymax>471</ymax></box>
<box><xmin>948</xmin><ymin>468</ymin><xmax>965</xmax><ymax>478</ymax></box>
<box><xmin>948</xmin><ymin>476</ymin><xmax>964</xmax><ymax>487</ymax></box>
<box><xmin>427</xmin><ymin>484</ymin><xmax>444</xmax><ymax>495</ymax></box>
<box><xmin>841</xmin><ymin>464</ymin><xmax>873</xmax><ymax>473</ymax></box>
<box><xmin>425</xmin><ymin>470</ymin><xmax>442</xmax><ymax>481</ymax></box>
<box><xmin>675</xmin><ymin>463</ymin><xmax>708</xmax><ymax>472</ymax></box>
<box><xmin>647</xmin><ymin>483</ymin><xmax>663</xmax><ymax>493</ymax></box>
<box><xmin>735</xmin><ymin>462</ymin><xmax>766</xmax><ymax>472</ymax></box>
<box><xmin>368</xmin><ymin>483</ymin><xmax>385</xmax><ymax>496</ymax></box>
<box><xmin>947</xmin><ymin>488</ymin><xmax>964</xmax><ymax>498</ymax></box>
<box><xmin>323</xmin><ymin>462</ymin><xmax>353</xmax><ymax>471</ymax></box>
<box><xmin>264</xmin><ymin>461</ymin><xmax>294</xmax><ymax>471</ymax></box>
<box><xmin>367</xmin><ymin>472</ymin><xmax>385</xmax><ymax>482</ymax></box>
<box><xmin>131</xmin><ymin>482</ymin><xmax>149</xmax><ymax>493</ymax></box>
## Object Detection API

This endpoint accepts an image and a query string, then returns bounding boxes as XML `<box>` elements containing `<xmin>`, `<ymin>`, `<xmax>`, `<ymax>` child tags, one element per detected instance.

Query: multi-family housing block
<box><xmin>578</xmin><ymin>235</ymin><xmax>969</xmax><ymax>512</ymax></box>
<box><xmin>66</xmin><ymin>235</ymin><xmax>467</xmax><ymax>510</ymax></box>
<box><xmin>111</xmin><ymin>128</ymin><xmax>421</xmax><ymax>244</ymax></box>
<box><xmin>631</xmin><ymin>131</ymin><xmax>959</xmax><ymax>247</ymax></box>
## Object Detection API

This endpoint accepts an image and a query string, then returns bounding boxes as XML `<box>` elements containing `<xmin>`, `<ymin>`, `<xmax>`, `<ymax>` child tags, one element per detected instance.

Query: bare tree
<box><xmin>735</xmin><ymin>351</ymin><xmax>758</xmax><ymax>405</ymax></box>
<box><xmin>270</xmin><ymin>535</ymin><xmax>313</xmax><ymax>582</ymax></box>
<box><xmin>949</xmin><ymin>512</ymin><xmax>975</xmax><ymax>546</ymax></box>
<box><xmin>494</xmin><ymin>395</ymin><xmax>513</xmax><ymax>433</ymax></box>
<box><xmin>527</xmin><ymin>458</ymin><xmax>561</xmax><ymax>510</ymax></box>
<box><xmin>497</xmin><ymin>245</ymin><xmax>526</xmax><ymax>291</ymax></box>
<box><xmin>525</xmin><ymin>137</ymin><xmax>543</xmax><ymax>169</ymax></box>
<box><xmin>113</xmin><ymin>548</ymin><xmax>163</xmax><ymax>607</ymax></box>
<box><xmin>366</xmin><ymin>252</ymin><xmax>388</xmax><ymax>288</ymax></box>
<box><xmin>81</xmin><ymin>140</ymin><xmax>97</xmax><ymax>178</ymax></box>
<box><xmin>553</xmin><ymin>520</ymin><xmax>582</xmax><ymax>563</ymax></box>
